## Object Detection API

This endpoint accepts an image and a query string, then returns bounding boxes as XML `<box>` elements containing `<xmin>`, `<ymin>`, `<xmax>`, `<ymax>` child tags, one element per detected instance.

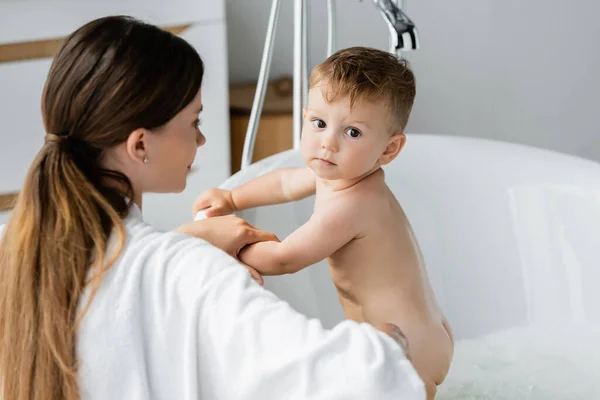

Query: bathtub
<box><xmin>204</xmin><ymin>133</ymin><xmax>600</xmax><ymax>398</ymax></box>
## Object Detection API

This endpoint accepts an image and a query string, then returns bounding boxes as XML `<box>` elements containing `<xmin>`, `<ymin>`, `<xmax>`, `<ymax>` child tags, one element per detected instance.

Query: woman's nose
<box><xmin>197</xmin><ymin>130</ymin><xmax>206</xmax><ymax>147</ymax></box>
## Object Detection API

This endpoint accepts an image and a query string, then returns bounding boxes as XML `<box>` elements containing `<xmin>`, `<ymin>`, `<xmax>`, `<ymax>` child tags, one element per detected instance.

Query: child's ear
<box><xmin>379</xmin><ymin>133</ymin><xmax>406</xmax><ymax>165</ymax></box>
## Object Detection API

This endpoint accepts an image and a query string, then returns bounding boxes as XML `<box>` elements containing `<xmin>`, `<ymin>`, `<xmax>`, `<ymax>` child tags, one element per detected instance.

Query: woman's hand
<box><xmin>174</xmin><ymin>215</ymin><xmax>279</xmax><ymax>286</ymax></box>
<box><xmin>192</xmin><ymin>188</ymin><xmax>236</xmax><ymax>218</ymax></box>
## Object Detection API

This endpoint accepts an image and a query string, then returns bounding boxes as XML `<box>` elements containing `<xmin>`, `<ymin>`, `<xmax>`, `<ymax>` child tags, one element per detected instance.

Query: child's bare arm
<box><xmin>239</xmin><ymin>199</ymin><xmax>360</xmax><ymax>275</ymax></box>
<box><xmin>193</xmin><ymin>167</ymin><xmax>315</xmax><ymax>217</ymax></box>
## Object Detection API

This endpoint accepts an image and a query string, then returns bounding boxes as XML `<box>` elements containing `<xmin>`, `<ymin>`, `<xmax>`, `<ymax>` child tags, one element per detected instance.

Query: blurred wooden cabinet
<box><xmin>229</xmin><ymin>76</ymin><xmax>294</xmax><ymax>174</ymax></box>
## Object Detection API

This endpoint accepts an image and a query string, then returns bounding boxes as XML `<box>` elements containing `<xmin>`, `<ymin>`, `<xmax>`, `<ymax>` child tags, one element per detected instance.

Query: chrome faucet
<box><xmin>372</xmin><ymin>0</ymin><xmax>420</xmax><ymax>54</ymax></box>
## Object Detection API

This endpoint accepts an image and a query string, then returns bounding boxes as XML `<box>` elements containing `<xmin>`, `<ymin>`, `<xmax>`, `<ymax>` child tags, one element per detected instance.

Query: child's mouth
<box><xmin>316</xmin><ymin>158</ymin><xmax>336</xmax><ymax>166</ymax></box>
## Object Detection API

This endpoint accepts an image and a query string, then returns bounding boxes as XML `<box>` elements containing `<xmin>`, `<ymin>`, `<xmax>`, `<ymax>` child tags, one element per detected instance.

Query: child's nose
<box><xmin>321</xmin><ymin>132</ymin><xmax>338</xmax><ymax>152</ymax></box>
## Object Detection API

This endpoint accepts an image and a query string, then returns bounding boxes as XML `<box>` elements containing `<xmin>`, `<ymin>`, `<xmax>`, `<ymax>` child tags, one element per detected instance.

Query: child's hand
<box><xmin>193</xmin><ymin>188</ymin><xmax>237</xmax><ymax>218</ymax></box>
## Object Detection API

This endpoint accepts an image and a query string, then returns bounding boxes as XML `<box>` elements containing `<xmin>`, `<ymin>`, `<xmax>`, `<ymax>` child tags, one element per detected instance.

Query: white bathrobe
<box><xmin>3</xmin><ymin>204</ymin><xmax>425</xmax><ymax>399</ymax></box>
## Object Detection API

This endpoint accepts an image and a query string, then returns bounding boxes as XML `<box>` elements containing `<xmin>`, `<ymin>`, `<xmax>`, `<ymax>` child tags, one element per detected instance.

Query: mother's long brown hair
<box><xmin>0</xmin><ymin>16</ymin><xmax>204</xmax><ymax>399</ymax></box>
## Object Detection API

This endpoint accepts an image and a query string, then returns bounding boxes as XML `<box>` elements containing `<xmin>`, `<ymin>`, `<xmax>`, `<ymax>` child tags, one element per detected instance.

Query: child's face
<box><xmin>301</xmin><ymin>86</ymin><xmax>403</xmax><ymax>181</ymax></box>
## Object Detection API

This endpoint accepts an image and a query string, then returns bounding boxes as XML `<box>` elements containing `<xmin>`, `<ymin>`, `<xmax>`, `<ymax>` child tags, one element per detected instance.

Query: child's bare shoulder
<box><xmin>314</xmin><ymin>188</ymin><xmax>371</xmax><ymax>230</ymax></box>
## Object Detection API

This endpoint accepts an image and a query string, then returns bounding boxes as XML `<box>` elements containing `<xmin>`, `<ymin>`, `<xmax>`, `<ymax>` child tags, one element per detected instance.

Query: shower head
<box><xmin>372</xmin><ymin>0</ymin><xmax>419</xmax><ymax>54</ymax></box>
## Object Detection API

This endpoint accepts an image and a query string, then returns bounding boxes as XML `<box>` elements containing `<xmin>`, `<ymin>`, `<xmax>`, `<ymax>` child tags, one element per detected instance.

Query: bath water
<box><xmin>437</xmin><ymin>325</ymin><xmax>600</xmax><ymax>399</ymax></box>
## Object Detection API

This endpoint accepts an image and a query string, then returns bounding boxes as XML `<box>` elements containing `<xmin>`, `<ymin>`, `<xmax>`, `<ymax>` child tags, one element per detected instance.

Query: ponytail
<box><xmin>0</xmin><ymin>136</ymin><xmax>132</xmax><ymax>400</ymax></box>
<box><xmin>0</xmin><ymin>14</ymin><xmax>205</xmax><ymax>399</ymax></box>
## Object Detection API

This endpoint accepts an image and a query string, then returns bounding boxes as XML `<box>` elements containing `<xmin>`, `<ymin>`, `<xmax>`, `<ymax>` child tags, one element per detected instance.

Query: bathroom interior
<box><xmin>1</xmin><ymin>0</ymin><xmax>599</xmax><ymax>398</ymax></box>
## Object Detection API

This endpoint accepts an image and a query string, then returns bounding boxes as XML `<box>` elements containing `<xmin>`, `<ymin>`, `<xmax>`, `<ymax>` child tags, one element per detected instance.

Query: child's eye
<box><xmin>345</xmin><ymin>128</ymin><xmax>361</xmax><ymax>138</ymax></box>
<box><xmin>194</xmin><ymin>118</ymin><xmax>202</xmax><ymax>128</ymax></box>
<box><xmin>312</xmin><ymin>119</ymin><xmax>326</xmax><ymax>129</ymax></box>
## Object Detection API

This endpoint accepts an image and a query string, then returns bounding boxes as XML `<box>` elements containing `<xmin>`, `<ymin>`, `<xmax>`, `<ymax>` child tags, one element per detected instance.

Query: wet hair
<box><xmin>310</xmin><ymin>46</ymin><xmax>416</xmax><ymax>132</ymax></box>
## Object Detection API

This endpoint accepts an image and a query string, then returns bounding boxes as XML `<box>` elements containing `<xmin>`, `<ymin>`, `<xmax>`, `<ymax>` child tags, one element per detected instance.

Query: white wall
<box><xmin>226</xmin><ymin>0</ymin><xmax>600</xmax><ymax>163</ymax></box>
<box><xmin>226</xmin><ymin>0</ymin><xmax>388</xmax><ymax>84</ymax></box>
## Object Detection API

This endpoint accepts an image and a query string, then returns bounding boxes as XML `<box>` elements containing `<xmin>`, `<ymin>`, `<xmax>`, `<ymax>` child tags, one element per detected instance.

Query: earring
<box><xmin>143</xmin><ymin>156</ymin><xmax>149</xmax><ymax>164</ymax></box>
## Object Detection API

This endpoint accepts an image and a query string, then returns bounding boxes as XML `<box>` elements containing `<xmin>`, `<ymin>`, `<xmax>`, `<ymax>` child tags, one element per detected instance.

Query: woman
<box><xmin>0</xmin><ymin>16</ymin><xmax>424</xmax><ymax>400</ymax></box>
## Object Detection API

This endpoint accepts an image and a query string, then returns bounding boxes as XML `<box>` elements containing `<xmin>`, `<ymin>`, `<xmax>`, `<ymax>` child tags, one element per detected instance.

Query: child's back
<box><xmin>319</xmin><ymin>168</ymin><xmax>453</xmax><ymax>398</ymax></box>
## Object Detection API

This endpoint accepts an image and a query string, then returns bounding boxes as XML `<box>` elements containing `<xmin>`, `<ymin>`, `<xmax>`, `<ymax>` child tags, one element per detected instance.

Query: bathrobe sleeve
<box><xmin>163</xmin><ymin>237</ymin><xmax>426</xmax><ymax>400</ymax></box>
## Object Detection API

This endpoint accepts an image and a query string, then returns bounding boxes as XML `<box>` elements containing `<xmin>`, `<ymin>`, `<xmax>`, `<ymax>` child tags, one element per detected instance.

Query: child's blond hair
<box><xmin>309</xmin><ymin>46</ymin><xmax>416</xmax><ymax>133</ymax></box>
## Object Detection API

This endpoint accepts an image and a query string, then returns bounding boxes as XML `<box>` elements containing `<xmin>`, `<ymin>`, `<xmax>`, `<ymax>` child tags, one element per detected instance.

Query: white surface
<box><xmin>225</xmin><ymin>0</ymin><xmax>600</xmax><ymax>163</ymax></box>
<box><xmin>0</xmin><ymin>0</ymin><xmax>225</xmax><ymax>44</ymax></box>
<box><xmin>437</xmin><ymin>325</ymin><xmax>600</xmax><ymax>399</ymax></box>
<box><xmin>406</xmin><ymin>0</ymin><xmax>600</xmax><ymax>163</ymax></box>
<box><xmin>77</xmin><ymin>204</ymin><xmax>425</xmax><ymax>399</ymax></box>
<box><xmin>211</xmin><ymin>133</ymin><xmax>600</xmax><ymax>394</ymax></box>
<box><xmin>0</xmin><ymin>58</ymin><xmax>48</xmax><ymax>193</ymax></box>
<box><xmin>212</xmin><ymin>134</ymin><xmax>600</xmax><ymax>343</ymax></box>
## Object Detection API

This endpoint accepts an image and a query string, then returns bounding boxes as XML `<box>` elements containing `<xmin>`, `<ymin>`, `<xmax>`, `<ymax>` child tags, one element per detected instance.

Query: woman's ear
<box><xmin>126</xmin><ymin>128</ymin><xmax>149</xmax><ymax>164</ymax></box>
<box><xmin>379</xmin><ymin>133</ymin><xmax>406</xmax><ymax>165</ymax></box>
